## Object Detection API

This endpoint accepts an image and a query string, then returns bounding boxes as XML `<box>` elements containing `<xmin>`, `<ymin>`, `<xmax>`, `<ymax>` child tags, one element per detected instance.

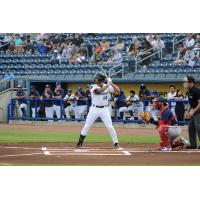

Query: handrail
<box><xmin>135</xmin><ymin>48</ymin><xmax>163</xmax><ymax>72</ymax></box>
<box><xmin>108</xmin><ymin>63</ymin><xmax>124</xmax><ymax>78</ymax></box>
<box><xmin>172</xmin><ymin>33</ymin><xmax>196</xmax><ymax>54</ymax></box>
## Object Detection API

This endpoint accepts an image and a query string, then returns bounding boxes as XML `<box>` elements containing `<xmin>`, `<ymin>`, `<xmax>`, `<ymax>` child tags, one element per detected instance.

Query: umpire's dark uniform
<box><xmin>186</xmin><ymin>77</ymin><xmax>200</xmax><ymax>149</ymax></box>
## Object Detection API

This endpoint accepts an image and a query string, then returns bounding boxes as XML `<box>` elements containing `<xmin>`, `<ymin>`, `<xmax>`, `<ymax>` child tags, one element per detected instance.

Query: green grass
<box><xmin>0</xmin><ymin>130</ymin><xmax>160</xmax><ymax>144</ymax></box>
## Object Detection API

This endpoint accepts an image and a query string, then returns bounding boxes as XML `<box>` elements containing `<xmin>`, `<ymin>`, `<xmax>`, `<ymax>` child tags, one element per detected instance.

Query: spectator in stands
<box><xmin>72</xmin><ymin>33</ymin><xmax>84</xmax><ymax>48</ymax></box>
<box><xmin>41</xmin><ymin>84</ymin><xmax>54</xmax><ymax>121</ymax></box>
<box><xmin>29</xmin><ymin>86</ymin><xmax>40</xmax><ymax>118</ymax></box>
<box><xmin>90</xmin><ymin>51</ymin><xmax>103</xmax><ymax>64</ymax></box>
<box><xmin>173</xmin><ymin>44</ymin><xmax>185</xmax><ymax>63</ymax></box>
<box><xmin>3</xmin><ymin>69</ymin><xmax>14</xmax><ymax>81</ymax></box>
<box><xmin>184</xmin><ymin>33</ymin><xmax>195</xmax><ymax>50</ymax></box>
<box><xmin>167</xmin><ymin>85</ymin><xmax>176</xmax><ymax>116</ymax></box>
<box><xmin>95</xmin><ymin>42</ymin><xmax>103</xmax><ymax>54</ymax></box>
<box><xmin>100</xmin><ymin>37</ymin><xmax>110</xmax><ymax>51</ymax></box>
<box><xmin>131</xmin><ymin>34</ymin><xmax>140</xmax><ymax>48</ymax></box>
<box><xmin>194</xmin><ymin>43</ymin><xmax>200</xmax><ymax>61</ymax></box>
<box><xmin>62</xmin><ymin>43</ymin><xmax>73</xmax><ymax>62</ymax></box>
<box><xmin>107</xmin><ymin>50</ymin><xmax>123</xmax><ymax>64</ymax></box>
<box><xmin>50</xmin><ymin>50</ymin><xmax>61</xmax><ymax>65</ymax></box>
<box><xmin>79</xmin><ymin>43</ymin><xmax>88</xmax><ymax>57</ymax></box>
<box><xmin>151</xmin><ymin>34</ymin><xmax>165</xmax><ymax>51</ymax></box>
<box><xmin>0</xmin><ymin>33</ymin><xmax>13</xmax><ymax>51</ymax></box>
<box><xmin>184</xmin><ymin>47</ymin><xmax>196</xmax><ymax>67</ymax></box>
<box><xmin>38</xmin><ymin>38</ymin><xmax>48</xmax><ymax>54</ymax></box>
<box><xmin>15</xmin><ymin>85</ymin><xmax>27</xmax><ymax>118</ymax></box>
<box><xmin>145</xmin><ymin>33</ymin><xmax>155</xmax><ymax>44</ymax></box>
<box><xmin>114</xmin><ymin>36</ymin><xmax>125</xmax><ymax>51</ymax></box>
<box><xmin>174</xmin><ymin>89</ymin><xmax>185</xmax><ymax>121</ymax></box>
<box><xmin>46</xmin><ymin>38</ymin><xmax>53</xmax><ymax>52</ymax></box>
<box><xmin>76</xmin><ymin>52</ymin><xmax>86</xmax><ymax>64</ymax></box>
<box><xmin>23</xmin><ymin>35</ymin><xmax>34</xmax><ymax>54</ymax></box>
<box><xmin>138</xmin><ymin>41</ymin><xmax>153</xmax><ymax>66</ymax></box>
<box><xmin>128</xmin><ymin>43</ymin><xmax>138</xmax><ymax>58</ymax></box>
<box><xmin>14</xmin><ymin>34</ymin><xmax>23</xmax><ymax>53</ymax></box>
<box><xmin>53</xmin><ymin>82</ymin><xmax>65</xmax><ymax>120</ymax></box>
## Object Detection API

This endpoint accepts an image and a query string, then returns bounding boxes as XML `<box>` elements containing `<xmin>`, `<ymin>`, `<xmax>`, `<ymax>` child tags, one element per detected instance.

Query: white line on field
<box><xmin>122</xmin><ymin>151</ymin><xmax>131</xmax><ymax>155</ymax></box>
<box><xmin>0</xmin><ymin>153</ymin><xmax>43</xmax><ymax>158</ymax></box>
<box><xmin>128</xmin><ymin>150</ymin><xmax>200</xmax><ymax>153</ymax></box>
<box><xmin>47</xmin><ymin>153</ymin><xmax>125</xmax><ymax>156</ymax></box>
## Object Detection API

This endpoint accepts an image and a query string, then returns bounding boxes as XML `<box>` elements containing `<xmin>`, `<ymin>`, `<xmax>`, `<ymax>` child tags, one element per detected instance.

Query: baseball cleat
<box><xmin>114</xmin><ymin>143</ymin><xmax>120</xmax><ymax>149</ymax></box>
<box><xmin>179</xmin><ymin>137</ymin><xmax>190</xmax><ymax>146</ymax></box>
<box><xmin>75</xmin><ymin>144</ymin><xmax>82</xmax><ymax>149</ymax></box>
<box><xmin>159</xmin><ymin>146</ymin><xmax>172</xmax><ymax>151</ymax></box>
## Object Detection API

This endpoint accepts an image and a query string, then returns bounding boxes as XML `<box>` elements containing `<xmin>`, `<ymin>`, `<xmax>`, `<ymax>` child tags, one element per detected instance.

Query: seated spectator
<box><xmin>38</xmin><ymin>38</ymin><xmax>48</xmax><ymax>54</ymax></box>
<box><xmin>151</xmin><ymin>34</ymin><xmax>165</xmax><ymax>51</ymax></box>
<box><xmin>50</xmin><ymin>50</ymin><xmax>61</xmax><ymax>65</ymax></box>
<box><xmin>138</xmin><ymin>41</ymin><xmax>153</xmax><ymax>66</ymax></box>
<box><xmin>173</xmin><ymin>45</ymin><xmax>185</xmax><ymax>63</ymax></box>
<box><xmin>184</xmin><ymin>47</ymin><xmax>196</xmax><ymax>67</ymax></box>
<box><xmin>145</xmin><ymin>33</ymin><xmax>155</xmax><ymax>44</ymax></box>
<box><xmin>76</xmin><ymin>52</ymin><xmax>86</xmax><ymax>63</ymax></box>
<box><xmin>14</xmin><ymin>34</ymin><xmax>23</xmax><ymax>53</ymax></box>
<box><xmin>46</xmin><ymin>39</ymin><xmax>53</xmax><ymax>52</ymax></box>
<box><xmin>7</xmin><ymin>42</ymin><xmax>15</xmax><ymax>53</ymax></box>
<box><xmin>194</xmin><ymin>43</ymin><xmax>200</xmax><ymax>61</ymax></box>
<box><xmin>95</xmin><ymin>42</ymin><xmax>103</xmax><ymax>54</ymax></box>
<box><xmin>3</xmin><ymin>69</ymin><xmax>14</xmax><ymax>81</ymax></box>
<box><xmin>107</xmin><ymin>50</ymin><xmax>123</xmax><ymax>64</ymax></box>
<box><xmin>23</xmin><ymin>35</ymin><xmax>34</xmax><ymax>54</ymax></box>
<box><xmin>100</xmin><ymin>37</ymin><xmax>110</xmax><ymax>51</ymax></box>
<box><xmin>79</xmin><ymin>43</ymin><xmax>88</xmax><ymax>57</ymax></box>
<box><xmin>131</xmin><ymin>34</ymin><xmax>140</xmax><ymax>48</ymax></box>
<box><xmin>114</xmin><ymin>36</ymin><xmax>125</xmax><ymax>51</ymax></box>
<box><xmin>128</xmin><ymin>43</ymin><xmax>138</xmax><ymax>58</ymax></box>
<box><xmin>0</xmin><ymin>33</ymin><xmax>13</xmax><ymax>51</ymax></box>
<box><xmin>184</xmin><ymin>33</ymin><xmax>195</xmax><ymax>50</ymax></box>
<box><xmin>90</xmin><ymin>51</ymin><xmax>103</xmax><ymax>64</ymax></box>
<box><xmin>62</xmin><ymin>43</ymin><xmax>73</xmax><ymax>61</ymax></box>
<box><xmin>72</xmin><ymin>33</ymin><xmax>84</xmax><ymax>48</ymax></box>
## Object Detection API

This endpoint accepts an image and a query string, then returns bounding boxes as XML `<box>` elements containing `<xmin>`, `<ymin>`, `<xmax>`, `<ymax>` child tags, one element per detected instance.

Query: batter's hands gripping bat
<box><xmin>97</xmin><ymin>65</ymin><xmax>112</xmax><ymax>84</ymax></box>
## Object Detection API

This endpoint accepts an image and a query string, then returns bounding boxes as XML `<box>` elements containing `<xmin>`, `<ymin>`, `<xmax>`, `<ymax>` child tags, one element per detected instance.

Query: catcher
<box><xmin>141</xmin><ymin>97</ymin><xmax>189</xmax><ymax>151</ymax></box>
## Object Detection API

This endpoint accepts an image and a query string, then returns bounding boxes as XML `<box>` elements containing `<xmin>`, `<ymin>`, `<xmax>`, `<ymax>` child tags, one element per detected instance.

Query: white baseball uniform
<box><xmin>80</xmin><ymin>83</ymin><xmax>119</xmax><ymax>144</ymax></box>
<box><xmin>167</xmin><ymin>92</ymin><xmax>177</xmax><ymax>117</ymax></box>
<box><xmin>64</xmin><ymin>93</ymin><xmax>78</xmax><ymax>119</ymax></box>
<box><xmin>125</xmin><ymin>95</ymin><xmax>143</xmax><ymax>119</ymax></box>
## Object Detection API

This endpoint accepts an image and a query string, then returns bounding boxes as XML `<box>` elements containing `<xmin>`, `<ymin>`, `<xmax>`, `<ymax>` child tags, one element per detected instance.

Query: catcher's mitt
<box><xmin>140</xmin><ymin>111</ymin><xmax>151</xmax><ymax>123</ymax></box>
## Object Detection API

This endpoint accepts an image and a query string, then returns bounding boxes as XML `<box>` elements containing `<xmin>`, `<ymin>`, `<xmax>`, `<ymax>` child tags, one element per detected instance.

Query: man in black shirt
<box><xmin>183</xmin><ymin>76</ymin><xmax>200</xmax><ymax>149</ymax></box>
<box><xmin>15</xmin><ymin>85</ymin><xmax>27</xmax><ymax>117</ymax></box>
<box><xmin>29</xmin><ymin>86</ymin><xmax>40</xmax><ymax>118</ymax></box>
<box><xmin>53</xmin><ymin>82</ymin><xmax>64</xmax><ymax>119</ymax></box>
<box><xmin>41</xmin><ymin>84</ymin><xmax>54</xmax><ymax>120</ymax></box>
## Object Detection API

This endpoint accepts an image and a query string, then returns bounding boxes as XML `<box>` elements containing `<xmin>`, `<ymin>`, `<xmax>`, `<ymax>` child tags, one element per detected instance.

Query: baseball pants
<box><xmin>65</xmin><ymin>105</ymin><xmax>78</xmax><ymax>119</ymax></box>
<box><xmin>188</xmin><ymin>112</ymin><xmax>200</xmax><ymax>148</ymax></box>
<box><xmin>31</xmin><ymin>107</ymin><xmax>40</xmax><ymax>118</ymax></box>
<box><xmin>54</xmin><ymin>105</ymin><xmax>62</xmax><ymax>119</ymax></box>
<box><xmin>18</xmin><ymin>103</ymin><xmax>27</xmax><ymax>117</ymax></box>
<box><xmin>81</xmin><ymin>106</ymin><xmax>119</xmax><ymax>144</ymax></box>
<box><xmin>77</xmin><ymin>105</ymin><xmax>87</xmax><ymax>119</ymax></box>
<box><xmin>45</xmin><ymin>106</ymin><xmax>54</xmax><ymax>119</ymax></box>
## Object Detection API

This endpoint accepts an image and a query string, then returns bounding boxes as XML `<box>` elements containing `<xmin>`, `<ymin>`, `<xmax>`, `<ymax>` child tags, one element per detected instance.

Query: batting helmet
<box><xmin>93</xmin><ymin>73</ymin><xmax>106</xmax><ymax>83</ymax></box>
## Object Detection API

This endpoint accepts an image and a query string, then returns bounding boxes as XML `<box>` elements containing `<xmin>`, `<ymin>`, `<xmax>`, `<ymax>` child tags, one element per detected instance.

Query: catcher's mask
<box><xmin>93</xmin><ymin>73</ymin><xmax>106</xmax><ymax>83</ymax></box>
<box><xmin>157</xmin><ymin>97</ymin><xmax>168</xmax><ymax>107</ymax></box>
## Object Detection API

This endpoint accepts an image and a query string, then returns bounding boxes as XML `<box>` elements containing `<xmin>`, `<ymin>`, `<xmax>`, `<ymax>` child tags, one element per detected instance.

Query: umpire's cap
<box><xmin>93</xmin><ymin>73</ymin><xmax>106</xmax><ymax>82</ymax></box>
<box><xmin>183</xmin><ymin>75</ymin><xmax>195</xmax><ymax>83</ymax></box>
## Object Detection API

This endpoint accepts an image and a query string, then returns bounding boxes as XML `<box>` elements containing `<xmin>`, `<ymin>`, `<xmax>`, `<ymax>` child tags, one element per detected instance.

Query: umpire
<box><xmin>183</xmin><ymin>76</ymin><xmax>200</xmax><ymax>149</ymax></box>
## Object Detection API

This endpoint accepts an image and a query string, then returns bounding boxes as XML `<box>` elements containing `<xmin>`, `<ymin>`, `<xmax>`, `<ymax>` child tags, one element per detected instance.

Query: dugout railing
<box><xmin>8</xmin><ymin>98</ymin><xmax>189</xmax><ymax>125</ymax></box>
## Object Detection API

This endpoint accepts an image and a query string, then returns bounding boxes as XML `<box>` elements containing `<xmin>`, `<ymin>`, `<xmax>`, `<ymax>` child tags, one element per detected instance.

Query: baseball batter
<box><xmin>76</xmin><ymin>73</ymin><xmax>120</xmax><ymax>148</ymax></box>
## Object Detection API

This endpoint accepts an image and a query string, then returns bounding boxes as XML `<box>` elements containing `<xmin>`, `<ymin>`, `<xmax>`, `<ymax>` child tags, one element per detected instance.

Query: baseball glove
<box><xmin>140</xmin><ymin>111</ymin><xmax>151</xmax><ymax>123</ymax></box>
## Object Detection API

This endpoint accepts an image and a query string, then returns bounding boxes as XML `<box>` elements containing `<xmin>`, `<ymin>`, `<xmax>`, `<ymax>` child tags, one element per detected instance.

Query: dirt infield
<box><xmin>0</xmin><ymin>123</ymin><xmax>199</xmax><ymax>165</ymax></box>
<box><xmin>0</xmin><ymin>143</ymin><xmax>200</xmax><ymax>165</ymax></box>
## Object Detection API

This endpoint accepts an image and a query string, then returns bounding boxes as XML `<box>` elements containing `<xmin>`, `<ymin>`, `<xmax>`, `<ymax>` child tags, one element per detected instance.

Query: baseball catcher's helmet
<box><xmin>93</xmin><ymin>73</ymin><xmax>106</xmax><ymax>82</ymax></box>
